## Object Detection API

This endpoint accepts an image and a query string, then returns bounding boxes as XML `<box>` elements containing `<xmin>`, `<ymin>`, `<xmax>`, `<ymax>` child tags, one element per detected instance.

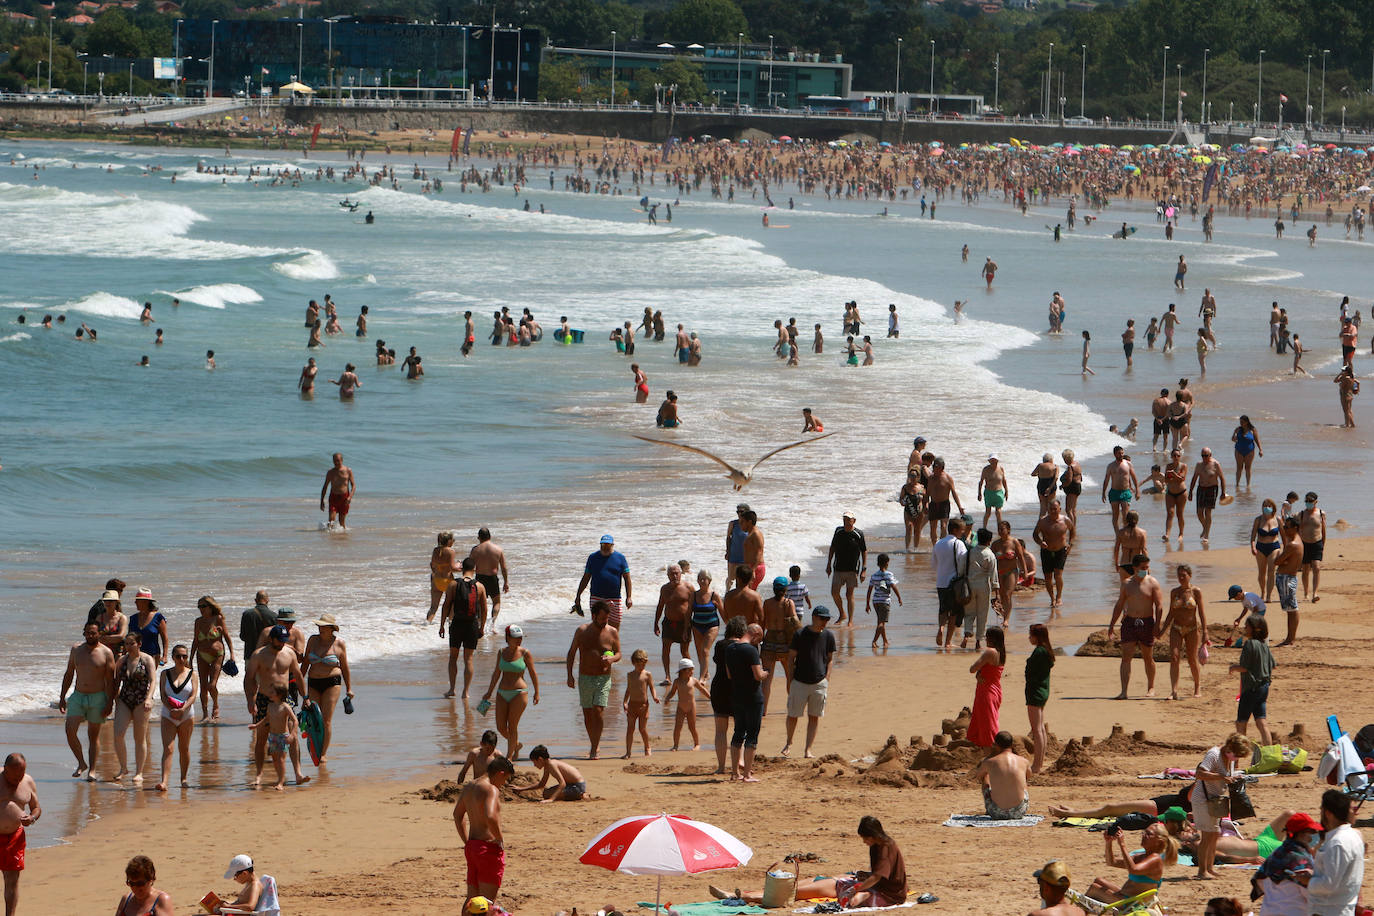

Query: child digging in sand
<box><xmin>664</xmin><ymin>657</ymin><xmax>712</xmax><ymax>750</ymax></box>
<box><xmin>622</xmin><ymin>649</ymin><xmax>660</xmax><ymax>758</ymax></box>
<box><xmin>249</xmin><ymin>686</ymin><xmax>309</xmax><ymax>790</ymax></box>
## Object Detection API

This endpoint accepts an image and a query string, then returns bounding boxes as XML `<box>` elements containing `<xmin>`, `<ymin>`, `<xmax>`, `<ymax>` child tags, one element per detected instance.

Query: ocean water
<box><xmin>2</xmin><ymin>140</ymin><xmax>1370</xmax><ymax>840</ymax></box>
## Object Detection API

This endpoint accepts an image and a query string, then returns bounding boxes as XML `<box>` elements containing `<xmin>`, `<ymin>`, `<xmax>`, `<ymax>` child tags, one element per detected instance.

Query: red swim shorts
<box><xmin>0</xmin><ymin>826</ymin><xmax>25</xmax><ymax>871</ymax></box>
<box><xmin>751</xmin><ymin>564</ymin><xmax>766</xmax><ymax>590</ymax></box>
<box><xmin>465</xmin><ymin>838</ymin><xmax>505</xmax><ymax>888</ymax></box>
<box><xmin>328</xmin><ymin>492</ymin><xmax>350</xmax><ymax>518</ymax></box>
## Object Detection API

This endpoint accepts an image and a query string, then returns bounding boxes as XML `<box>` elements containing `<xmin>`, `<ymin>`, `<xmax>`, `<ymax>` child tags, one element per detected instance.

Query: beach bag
<box><xmin>1278</xmin><ymin>747</ymin><xmax>1308</xmax><ymax>774</ymax></box>
<box><xmin>1228</xmin><ymin>782</ymin><xmax>1257</xmax><ymax>820</ymax></box>
<box><xmin>452</xmin><ymin>577</ymin><xmax>477</xmax><ymax>618</ymax></box>
<box><xmin>1248</xmin><ymin>744</ymin><xmax>1284</xmax><ymax>775</ymax></box>
<box><xmin>1198</xmin><ymin>641</ymin><xmax>1210</xmax><ymax>665</ymax></box>
<box><xmin>1205</xmin><ymin>794</ymin><xmax>1231</xmax><ymax>819</ymax></box>
<box><xmin>950</xmin><ymin>544</ymin><xmax>973</xmax><ymax>607</ymax></box>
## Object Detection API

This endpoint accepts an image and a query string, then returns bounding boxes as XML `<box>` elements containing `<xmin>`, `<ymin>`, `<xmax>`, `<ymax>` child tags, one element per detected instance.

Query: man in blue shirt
<box><xmin>575</xmin><ymin>534</ymin><xmax>632</xmax><ymax>630</ymax></box>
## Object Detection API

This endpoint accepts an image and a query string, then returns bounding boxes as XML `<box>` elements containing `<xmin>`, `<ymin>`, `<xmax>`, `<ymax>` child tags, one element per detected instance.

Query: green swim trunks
<box><xmin>578</xmin><ymin>674</ymin><xmax>612</xmax><ymax>709</ymax></box>
<box><xmin>1256</xmin><ymin>824</ymin><xmax>1281</xmax><ymax>858</ymax></box>
<box><xmin>1108</xmin><ymin>488</ymin><xmax>1134</xmax><ymax>503</ymax></box>
<box><xmin>985</xmin><ymin>489</ymin><xmax>1005</xmax><ymax>508</ymax></box>
<box><xmin>66</xmin><ymin>689</ymin><xmax>108</xmax><ymax>723</ymax></box>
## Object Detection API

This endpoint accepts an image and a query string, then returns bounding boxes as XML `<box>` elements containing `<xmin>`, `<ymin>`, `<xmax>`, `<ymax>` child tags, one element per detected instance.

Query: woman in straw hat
<box><xmin>303</xmin><ymin>614</ymin><xmax>352</xmax><ymax>762</ymax></box>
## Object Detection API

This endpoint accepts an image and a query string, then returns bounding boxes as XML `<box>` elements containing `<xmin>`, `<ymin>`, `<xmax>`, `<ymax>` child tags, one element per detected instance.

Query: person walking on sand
<box><xmin>1107</xmin><ymin>554</ymin><xmax>1163</xmax><ymax>699</ymax></box>
<box><xmin>455</xmin><ymin>755</ymin><xmax>515</xmax><ymax>914</ymax></box>
<box><xmin>826</xmin><ymin>511</ymin><xmax>867</xmax><ymax>625</ymax></box>
<box><xmin>1188</xmin><ymin>448</ymin><xmax>1227</xmax><ymax>542</ymax></box>
<box><xmin>1101</xmin><ymin>445</ymin><xmax>1140</xmax><ymax>532</ymax></box>
<box><xmin>1163</xmin><ymin>448</ymin><xmax>1189</xmax><ymax>542</ymax></box>
<box><xmin>925</xmin><ymin>457</ymin><xmax>964</xmax><ymax>543</ymax></box>
<box><xmin>1</xmin><ymin>752</ymin><xmax>41</xmax><ymax>916</ymax></box>
<box><xmin>1231</xmin><ymin>416</ymin><xmax>1263</xmax><ymax>487</ymax></box>
<box><xmin>1032</xmin><ymin>501</ymin><xmax>1074</xmax><ymax>613</ymax></box>
<box><xmin>319</xmin><ymin>452</ymin><xmax>355</xmax><ymax>530</ymax></box>
<box><xmin>439</xmin><ymin>558</ymin><xmax>488</xmax><ymax>700</ymax></box>
<box><xmin>58</xmin><ymin>622</ymin><xmax>116</xmax><ymax>780</ymax></box>
<box><xmin>1081</xmin><ymin>330</ymin><xmax>1096</xmax><ymax>375</ymax></box>
<box><xmin>574</xmin><ymin>534</ymin><xmax>632</xmax><ymax>630</ymax></box>
<box><xmin>1299</xmin><ymin>491</ymin><xmax>1327</xmax><ymax>604</ymax></box>
<box><xmin>977</xmin><ymin>454</ymin><xmax>1008</xmax><ymax>530</ymax></box>
<box><xmin>1159</xmin><ymin>564</ymin><xmax>1207</xmax><ymax>700</ymax></box>
<box><xmin>725</xmin><ymin>623</ymin><xmax>766</xmax><ymax>781</ymax></box>
<box><xmin>1229</xmin><ymin>615</ymin><xmax>1274</xmax><ymax>745</ymax></box>
<box><xmin>1025</xmin><ymin>624</ymin><xmax>1054</xmax><ymax>773</ymax></box>
<box><xmin>565</xmin><ymin>601</ymin><xmax>621</xmax><ymax>759</ymax></box>
<box><xmin>783</xmin><ymin>606</ymin><xmax>836</xmax><ymax>759</ymax></box>
<box><xmin>654</xmin><ymin>564</ymin><xmax>694</xmax><ymax>685</ymax></box>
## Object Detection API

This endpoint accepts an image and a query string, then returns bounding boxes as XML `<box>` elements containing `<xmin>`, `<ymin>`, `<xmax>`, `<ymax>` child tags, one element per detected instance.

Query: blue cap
<box><xmin>599</xmin><ymin>534</ymin><xmax>615</xmax><ymax>544</ymax></box>
<box><xmin>812</xmin><ymin>606</ymin><xmax>833</xmax><ymax>619</ymax></box>
<box><xmin>270</xmin><ymin>625</ymin><xmax>290</xmax><ymax>641</ymax></box>
<box><xmin>773</xmin><ymin>576</ymin><xmax>790</xmax><ymax>589</ymax></box>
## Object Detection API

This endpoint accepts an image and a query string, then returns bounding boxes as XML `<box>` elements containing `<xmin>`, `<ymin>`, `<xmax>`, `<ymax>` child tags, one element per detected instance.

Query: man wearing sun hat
<box><xmin>574</xmin><ymin>534</ymin><xmax>631</xmax><ymax>630</ymax></box>
<box><xmin>1029</xmin><ymin>860</ymin><xmax>1077</xmax><ymax>916</ymax></box>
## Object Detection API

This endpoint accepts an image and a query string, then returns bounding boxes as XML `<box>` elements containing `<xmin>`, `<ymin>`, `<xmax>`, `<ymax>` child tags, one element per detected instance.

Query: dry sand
<box><xmin>22</xmin><ymin>535</ymin><xmax>1374</xmax><ymax>914</ymax></box>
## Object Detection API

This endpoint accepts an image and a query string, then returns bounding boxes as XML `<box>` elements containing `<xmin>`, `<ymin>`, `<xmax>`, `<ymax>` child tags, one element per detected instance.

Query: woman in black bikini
<box><xmin>1059</xmin><ymin>449</ymin><xmax>1083</xmax><ymax>525</ymax></box>
<box><xmin>1249</xmin><ymin>497</ymin><xmax>1282</xmax><ymax>601</ymax></box>
<box><xmin>112</xmin><ymin>632</ymin><xmax>155</xmax><ymax>783</ymax></box>
<box><xmin>1031</xmin><ymin>452</ymin><xmax>1059</xmax><ymax>517</ymax></box>
<box><xmin>116</xmin><ymin>855</ymin><xmax>173</xmax><ymax>916</ymax></box>
<box><xmin>1163</xmin><ymin>448</ymin><xmax>1189</xmax><ymax>542</ymax></box>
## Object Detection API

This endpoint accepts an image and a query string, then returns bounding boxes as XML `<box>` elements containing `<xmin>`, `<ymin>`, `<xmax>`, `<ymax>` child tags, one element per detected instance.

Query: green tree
<box><xmin>662</xmin><ymin>0</ymin><xmax>749</xmax><ymax>44</ymax></box>
<box><xmin>85</xmin><ymin>9</ymin><xmax>148</xmax><ymax>58</ymax></box>
<box><xmin>659</xmin><ymin>57</ymin><xmax>708</xmax><ymax>103</ymax></box>
<box><xmin>538</xmin><ymin>57</ymin><xmax>584</xmax><ymax>101</ymax></box>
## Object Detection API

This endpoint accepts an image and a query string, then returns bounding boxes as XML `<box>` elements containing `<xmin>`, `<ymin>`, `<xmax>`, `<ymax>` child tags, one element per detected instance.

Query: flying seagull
<box><xmin>632</xmin><ymin>432</ymin><xmax>836</xmax><ymax>490</ymax></box>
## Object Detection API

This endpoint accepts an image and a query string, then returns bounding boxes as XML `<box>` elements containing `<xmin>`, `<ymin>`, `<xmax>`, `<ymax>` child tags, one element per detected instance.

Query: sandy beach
<box><xmin>20</xmin><ymin>530</ymin><xmax>1374</xmax><ymax>914</ymax></box>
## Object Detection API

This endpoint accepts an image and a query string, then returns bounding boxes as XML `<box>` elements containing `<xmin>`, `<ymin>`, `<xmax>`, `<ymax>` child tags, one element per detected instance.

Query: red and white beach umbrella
<box><xmin>580</xmin><ymin>814</ymin><xmax>753</xmax><ymax>912</ymax></box>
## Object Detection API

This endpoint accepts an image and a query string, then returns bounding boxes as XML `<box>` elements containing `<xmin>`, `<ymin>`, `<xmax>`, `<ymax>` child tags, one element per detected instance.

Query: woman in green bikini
<box><xmin>1086</xmin><ymin>822</ymin><xmax>1178</xmax><ymax>903</ymax></box>
<box><xmin>482</xmin><ymin>624</ymin><xmax>540</xmax><ymax>760</ymax></box>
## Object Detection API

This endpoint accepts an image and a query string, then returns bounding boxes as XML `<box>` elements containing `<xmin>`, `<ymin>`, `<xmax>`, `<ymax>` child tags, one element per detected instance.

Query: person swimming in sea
<box><xmin>656</xmin><ymin>391</ymin><xmax>680</xmax><ymax>428</ymax></box>
<box><xmin>803</xmin><ymin>408</ymin><xmax>824</xmax><ymax>433</ymax></box>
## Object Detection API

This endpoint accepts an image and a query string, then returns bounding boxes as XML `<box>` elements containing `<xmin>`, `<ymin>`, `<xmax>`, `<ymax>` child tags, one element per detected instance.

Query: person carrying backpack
<box><xmin>440</xmin><ymin>558</ymin><xmax>488</xmax><ymax>700</ymax></box>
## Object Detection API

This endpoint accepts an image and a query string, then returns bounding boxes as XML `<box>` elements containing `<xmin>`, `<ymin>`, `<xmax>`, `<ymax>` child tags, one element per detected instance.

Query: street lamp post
<box><xmin>611</xmin><ymin>30</ymin><xmax>617</xmax><ymax>107</ymax></box>
<box><xmin>1161</xmin><ymin>45</ymin><xmax>1169</xmax><ymax>123</ymax></box>
<box><xmin>82</xmin><ymin>61</ymin><xmax>88</xmax><ymax>96</ymax></box>
<box><xmin>895</xmin><ymin>38</ymin><xmax>902</xmax><ymax>114</ymax></box>
<box><xmin>175</xmin><ymin>20</ymin><xmax>181</xmax><ymax>97</ymax></box>
<box><xmin>327</xmin><ymin>20</ymin><xmax>334</xmax><ymax>96</ymax></box>
<box><xmin>98</xmin><ymin>71</ymin><xmax>105</xmax><ymax>98</ymax></box>
<box><xmin>1257</xmin><ymin>49</ymin><xmax>1264</xmax><ymax>125</ymax></box>
<box><xmin>1201</xmin><ymin>48</ymin><xmax>1209</xmax><ymax>123</ymax></box>
<box><xmin>767</xmin><ymin>34</ymin><xmax>774</xmax><ymax>107</ymax></box>
<box><xmin>128</xmin><ymin>61</ymin><xmax>134</xmax><ymax>96</ymax></box>
<box><xmin>928</xmin><ymin>39</ymin><xmax>935</xmax><ymax>113</ymax></box>
<box><xmin>736</xmin><ymin>32</ymin><xmax>743</xmax><ymax>107</ymax></box>
<box><xmin>209</xmin><ymin>19</ymin><xmax>218</xmax><ymax>99</ymax></box>
<box><xmin>296</xmin><ymin>22</ymin><xmax>303</xmax><ymax>87</ymax></box>
<box><xmin>48</xmin><ymin>16</ymin><xmax>53</xmax><ymax>91</ymax></box>
<box><xmin>993</xmin><ymin>52</ymin><xmax>999</xmax><ymax>112</ymax></box>
<box><xmin>1306</xmin><ymin>54</ymin><xmax>1312</xmax><ymax>128</ymax></box>
<box><xmin>1321</xmin><ymin>49</ymin><xmax>1330</xmax><ymax>125</ymax></box>
<box><xmin>1045</xmin><ymin>43</ymin><xmax>1053</xmax><ymax>117</ymax></box>
<box><xmin>515</xmin><ymin>25</ymin><xmax>523</xmax><ymax>101</ymax></box>
<box><xmin>462</xmin><ymin>27</ymin><xmax>468</xmax><ymax>99</ymax></box>
<box><xmin>1080</xmin><ymin>44</ymin><xmax>1086</xmax><ymax>117</ymax></box>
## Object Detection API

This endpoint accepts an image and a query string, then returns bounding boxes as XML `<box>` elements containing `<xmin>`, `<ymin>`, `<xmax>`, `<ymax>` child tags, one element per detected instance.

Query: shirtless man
<box><xmin>440</xmin><ymin>559</ymin><xmax>488</xmax><ymax>699</ymax></box>
<box><xmin>254</xmin><ymin>608</ymin><xmax>307</xmax><ymax>659</ymax></box>
<box><xmin>723</xmin><ymin>564</ymin><xmax>764</xmax><ymax>629</ymax></box>
<box><xmin>243</xmin><ymin>625</ymin><xmax>308</xmax><ymax>784</ymax></box>
<box><xmin>427</xmin><ymin>531</ymin><xmax>457</xmax><ymax>623</ymax></box>
<box><xmin>319</xmin><ymin>452</ymin><xmax>355</xmax><ymax>530</ymax></box>
<box><xmin>514</xmin><ymin>745</ymin><xmax>587</xmax><ymax>802</ymax></box>
<box><xmin>1</xmin><ymin>753</ymin><xmax>41</xmax><ymax>916</ymax></box>
<box><xmin>469</xmin><ymin>528</ymin><xmax>509</xmax><ymax>631</ymax></box>
<box><xmin>565</xmin><ymin>601</ymin><xmax>621</xmax><ymax>759</ymax></box>
<box><xmin>1188</xmin><ymin>448</ymin><xmax>1228</xmax><ymax>541</ymax></box>
<box><xmin>57</xmin><ymin>623</ymin><xmax>116</xmax><ymax>780</ymax></box>
<box><xmin>1274</xmin><ymin>518</ymin><xmax>1304</xmax><ymax>646</ymax></box>
<box><xmin>1121</xmin><ymin>320</ymin><xmax>1136</xmax><ymax>368</ymax></box>
<box><xmin>925</xmin><ymin>458</ymin><xmax>964</xmax><ymax>543</ymax></box>
<box><xmin>1032</xmin><ymin>501</ymin><xmax>1075</xmax><ymax>612</ymax></box>
<box><xmin>454</xmin><ymin>755</ymin><xmax>514</xmax><ymax>914</ymax></box>
<box><xmin>907</xmin><ymin>437</ymin><xmax>928</xmax><ymax>475</ymax></box>
<box><xmin>1150</xmin><ymin>388</ymin><xmax>1171</xmax><ymax>451</ymax></box>
<box><xmin>653</xmin><ymin>565</ymin><xmax>693</xmax><ymax>684</ymax></box>
<box><xmin>759</xmin><ymin>578</ymin><xmax>799</xmax><ymax>715</ymax></box>
<box><xmin>1160</xmin><ymin>304</ymin><xmax>1180</xmax><ymax>353</ymax></box>
<box><xmin>740</xmin><ymin>510</ymin><xmax>765</xmax><ymax>589</ymax></box>
<box><xmin>978</xmin><ymin>454</ymin><xmax>1009</xmax><ymax>529</ymax></box>
<box><xmin>1299</xmin><ymin>492</ymin><xmax>1327</xmax><ymax>603</ymax></box>
<box><xmin>983</xmin><ymin>257</ymin><xmax>998</xmax><ymax>289</ymax></box>
<box><xmin>974</xmin><ymin>731</ymin><xmax>1030</xmax><ymax>819</ymax></box>
<box><xmin>1028</xmin><ymin>860</ymin><xmax>1078</xmax><ymax>916</ymax></box>
<box><xmin>1107</xmin><ymin>554</ymin><xmax>1163</xmax><ymax>699</ymax></box>
<box><xmin>675</xmin><ymin>323</ymin><xmax>690</xmax><ymax>363</ymax></box>
<box><xmin>1031</xmin><ymin>453</ymin><xmax>1058</xmax><ymax>517</ymax></box>
<box><xmin>1113</xmin><ymin>511</ymin><xmax>1148</xmax><ymax>580</ymax></box>
<box><xmin>1100</xmin><ymin>445</ymin><xmax>1140</xmax><ymax>532</ymax></box>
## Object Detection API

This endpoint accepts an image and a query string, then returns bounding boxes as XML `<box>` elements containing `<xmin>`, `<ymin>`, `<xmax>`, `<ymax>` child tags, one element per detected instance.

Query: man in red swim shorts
<box><xmin>456</xmin><ymin>756</ymin><xmax>514</xmax><ymax>913</ymax></box>
<box><xmin>2</xmin><ymin>752</ymin><xmax>42</xmax><ymax>915</ymax></box>
<box><xmin>319</xmin><ymin>452</ymin><xmax>356</xmax><ymax>530</ymax></box>
<box><xmin>741</xmin><ymin>511</ymin><xmax>765</xmax><ymax>589</ymax></box>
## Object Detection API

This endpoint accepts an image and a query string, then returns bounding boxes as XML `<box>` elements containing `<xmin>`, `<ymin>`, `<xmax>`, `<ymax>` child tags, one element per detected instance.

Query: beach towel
<box><xmin>638</xmin><ymin>903</ymin><xmax>767</xmax><ymax>916</ymax></box>
<box><xmin>792</xmin><ymin>903</ymin><xmax>915</xmax><ymax>914</ymax></box>
<box><xmin>1136</xmin><ymin>768</ymin><xmax>1196</xmax><ymax>779</ymax></box>
<box><xmin>1053</xmin><ymin>817</ymin><xmax>1117</xmax><ymax>829</ymax></box>
<box><xmin>942</xmin><ymin>814</ymin><xmax>1043</xmax><ymax>828</ymax></box>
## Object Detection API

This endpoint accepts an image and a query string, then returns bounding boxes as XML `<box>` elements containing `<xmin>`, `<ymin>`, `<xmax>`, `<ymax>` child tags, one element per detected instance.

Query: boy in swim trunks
<box><xmin>665</xmin><ymin>657</ymin><xmax>711</xmax><ymax>750</ymax></box>
<box><xmin>457</xmin><ymin>730</ymin><xmax>505</xmax><ymax>782</ymax></box>
<box><xmin>977</xmin><ymin>454</ymin><xmax>1008</xmax><ymax>529</ymax></box>
<box><xmin>248</xmin><ymin>686</ymin><xmax>306</xmax><ymax>789</ymax></box>
<box><xmin>621</xmin><ymin>649</ymin><xmax>659</xmax><ymax>758</ymax></box>
<box><xmin>517</xmin><ymin>746</ymin><xmax>587</xmax><ymax>801</ymax></box>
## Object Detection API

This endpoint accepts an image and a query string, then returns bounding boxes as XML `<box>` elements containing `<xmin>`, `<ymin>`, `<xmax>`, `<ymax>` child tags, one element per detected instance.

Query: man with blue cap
<box><xmin>760</xmin><ymin>576</ymin><xmax>801</xmax><ymax>714</ymax></box>
<box><xmin>783</xmin><ymin>605</ymin><xmax>836</xmax><ymax>758</ymax></box>
<box><xmin>243</xmin><ymin>622</ymin><xmax>306</xmax><ymax>780</ymax></box>
<box><xmin>574</xmin><ymin>534</ymin><xmax>631</xmax><ymax>630</ymax></box>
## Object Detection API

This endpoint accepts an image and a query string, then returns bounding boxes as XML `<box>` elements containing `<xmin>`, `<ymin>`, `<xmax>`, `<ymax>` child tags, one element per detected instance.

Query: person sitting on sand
<box><xmin>512</xmin><ymin>745</ymin><xmax>585</xmax><ymax>802</ymax></box>
<box><xmin>1028</xmin><ymin>860</ymin><xmax>1079</xmax><ymax>916</ymax></box>
<box><xmin>457</xmin><ymin>730</ymin><xmax>505</xmax><ymax>782</ymax></box>
<box><xmin>974</xmin><ymin>730</ymin><xmax>1030</xmax><ymax>819</ymax></box>
<box><xmin>1158</xmin><ymin>806</ymin><xmax>1301</xmax><ymax>865</ymax></box>
<box><xmin>712</xmin><ymin>816</ymin><xmax>907</xmax><ymax>909</ymax></box>
<box><xmin>212</xmin><ymin>853</ymin><xmax>280</xmax><ymax>915</ymax></box>
<box><xmin>1086</xmin><ymin>823</ymin><xmax>1177</xmax><ymax>903</ymax></box>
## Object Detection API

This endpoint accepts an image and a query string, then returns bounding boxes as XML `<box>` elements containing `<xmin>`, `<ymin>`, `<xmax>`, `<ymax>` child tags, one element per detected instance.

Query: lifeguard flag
<box><xmin>1279</xmin><ymin>93</ymin><xmax>1289</xmax><ymax>103</ymax></box>
<box><xmin>310</xmin><ymin>122</ymin><xmax>321</xmax><ymax>148</ymax></box>
<box><xmin>1202</xmin><ymin>163</ymin><xmax>1218</xmax><ymax>202</ymax></box>
<box><xmin>451</xmin><ymin>127</ymin><xmax>462</xmax><ymax>156</ymax></box>
<box><xmin>462</xmin><ymin>128</ymin><xmax>471</xmax><ymax>156</ymax></box>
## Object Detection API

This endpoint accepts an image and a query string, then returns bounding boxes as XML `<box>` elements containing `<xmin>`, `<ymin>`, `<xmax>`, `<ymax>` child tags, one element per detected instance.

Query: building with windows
<box><xmin>541</xmin><ymin>41</ymin><xmax>851</xmax><ymax>108</ymax></box>
<box><xmin>175</xmin><ymin>17</ymin><xmax>540</xmax><ymax>100</ymax></box>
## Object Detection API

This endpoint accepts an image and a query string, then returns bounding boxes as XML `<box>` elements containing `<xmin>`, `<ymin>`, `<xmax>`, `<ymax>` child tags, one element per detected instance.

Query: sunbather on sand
<box><xmin>1049</xmin><ymin>787</ymin><xmax>1192</xmax><ymax>820</ymax></box>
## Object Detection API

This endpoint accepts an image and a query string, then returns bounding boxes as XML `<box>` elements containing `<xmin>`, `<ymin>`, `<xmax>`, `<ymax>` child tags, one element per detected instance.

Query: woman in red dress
<box><xmin>967</xmin><ymin>626</ymin><xmax>1005</xmax><ymax>748</ymax></box>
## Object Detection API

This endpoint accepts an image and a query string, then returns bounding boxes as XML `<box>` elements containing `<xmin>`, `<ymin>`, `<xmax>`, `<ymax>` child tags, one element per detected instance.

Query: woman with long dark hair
<box><xmin>1025</xmin><ymin>623</ymin><xmax>1054</xmax><ymax>773</ymax></box>
<box><xmin>967</xmin><ymin>627</ymin><xmax>1006</xmax><ymax>748</ymax></box>
<box><xmin>709</xmin><ymin>615</ymin><xmax>747</xmax><ymax>775</ymax></box>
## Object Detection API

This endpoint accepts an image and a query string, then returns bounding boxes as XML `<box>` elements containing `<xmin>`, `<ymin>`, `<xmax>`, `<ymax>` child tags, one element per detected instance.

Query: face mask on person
<box><xmin>1263</xmin><ymin>506</ymin><xmax>1275</xmax><ymax>515</ymax></box>
<box><xmin>1134</xmin><ymin>568</ymin><xmax>1148</xmax><ymax>579</ymax></box>
<box><xmin>1306</xmin><ymin>500</ymin><xmax>1317</xmax><ymax>507</ymax></box>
